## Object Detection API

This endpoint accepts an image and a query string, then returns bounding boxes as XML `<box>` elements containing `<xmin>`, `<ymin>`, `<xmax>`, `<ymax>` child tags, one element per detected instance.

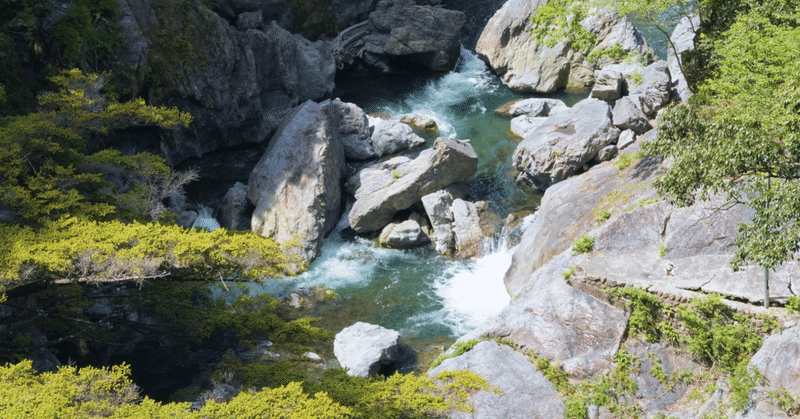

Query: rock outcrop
<box><xmin>247</xmin><ymin>101</ymin><xmax>345</xmax><ymax>264</ymax></box>
<box><xmin>628</xmin><ymin>60</ymin><xmax>672</xmax><ymax>117</ymax></box>
<box><xmin>362</xmin><ymin>0</ymin><xmax>466</xmax><ymax>72</ymax></box>
<box><xmin>428</xmin><ymin>341</ymin><xmax>565</xmax><ymax>418</ymax></box>
<box><xmin>323</xmin><ymin>99</ymin><xmax>377</xmax><ymax>160</ymax></box>
<box><xmin>347</xmin><ymin>137</ymin><xmax>478</xmax><ymax>233</ymax></box>
<box><xmin>751</xmin><ymin>322</ymin><xmax>800</xmax><ymax>395</ymax></box>
<box><xmin>112</xmin><ymin>0</ymin><xmax>336</xmax><ymax>166</ymax></box>
<box><xmin>476</xmin><ymin>0</ymin><xmax>654</xmax><ymax>93</ymax></box>
<box><xmin>512</xmin><ymin>98</ymin><xmax>621</xmax><ymax>191</ymax></box>
<box><xmin>334</xmin><ymin>322</ymin><xmax>404</xmax><ymax>377</ymax></box>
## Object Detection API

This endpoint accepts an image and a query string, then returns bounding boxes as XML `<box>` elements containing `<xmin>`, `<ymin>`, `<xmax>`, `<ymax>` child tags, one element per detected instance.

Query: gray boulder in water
<box><xmin>347</xmin><ymin>137</ymin><xmax>478</xmax><ymax>233</ymax></box>
<box><xmin>247</xmin><ymin>100</ymin><xmax>345</xmax><ymax>265</ymax></box>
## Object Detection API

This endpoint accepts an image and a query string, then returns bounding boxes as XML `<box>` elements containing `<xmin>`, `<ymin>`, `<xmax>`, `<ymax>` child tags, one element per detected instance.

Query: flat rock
<box><xmin>468</xmin><ymin>251</ymin><xmax>630</xmax><ymax>379</ymax></box>
<box><xmin>509</xmin><ymin>115</ymin><xmax>549</xmax><ymax>138</ymax></box>
<box><xmin>428</xmin><ymin>341</ymin><xmax>565</xmax><ymax>418</ymax></box>
<box><xmin>369</xmin><ymin>117</ymin><xmax>425</xmax><ymax>157</ymax></box>
<box><xmin>348</xmin><ymin>137</ymin><xmax>478</xmax><ymax>233</ymax></box>
<box><xmin>495</xmin><ymin>98</ymin><xmax>569</xmax><ymax>118</ymax></box>
<box><xmin>512</xmin><ymin>98</ymin><xmax>621</xmax><ymax>191</ymax></box>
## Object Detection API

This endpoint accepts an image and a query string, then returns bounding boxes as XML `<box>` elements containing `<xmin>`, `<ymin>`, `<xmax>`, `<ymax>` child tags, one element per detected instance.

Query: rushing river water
<box><xmin>242</xmin><ymin>48</ymin><xmax>586</xmax><ymax>353</ymax></box>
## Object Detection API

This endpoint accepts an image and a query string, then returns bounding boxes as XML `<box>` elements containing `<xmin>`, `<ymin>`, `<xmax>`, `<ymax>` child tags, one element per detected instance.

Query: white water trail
<box><xmin>377</xmin><ymin>46</ymin><xmax>498</xmax><ymax>140</ymax></box>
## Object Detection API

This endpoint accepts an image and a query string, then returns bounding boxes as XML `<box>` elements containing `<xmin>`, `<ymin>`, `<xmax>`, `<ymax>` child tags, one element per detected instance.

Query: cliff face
<box><xmin>113</xmin><ymin>0</ymin><xmax>336</xmax><ymax>166</ymax></box>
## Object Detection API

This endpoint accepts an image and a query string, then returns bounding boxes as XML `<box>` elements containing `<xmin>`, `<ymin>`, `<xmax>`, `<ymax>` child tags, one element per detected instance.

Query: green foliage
<box><xmin>727</xmin><ymin>364</ymin><xmax>762</xmax><ymax>411</ymax></box>
<box><xmin>658</xmin><ymin>243</ymin><xmax>667</xmax><ymax>257</ymax></box>
<box><xmin>0</xmin><ymin>69</ymin><xmax>192</xmax><ymax>225</ymax></box>
<box><xmin>0</xmin><ymin>218</ymin><xmax>295</xmax><ymax>295</ymax></box>
<box><xmin>769</xmin><ymin>387</ymin><xmax>800</xmax><ymax>416</ymax></box>
<box><xmin>571</xmin><ymin>233</ymin><xmax>595</xmax><ymax>255</ymax></box>
<box><xmin>786</xmin><ymin>295</ymin><xmax>800</xmax><ymax>313</ymax></box>
<box><xmin>50</xmin><ymin>0</ymin><xmax>123</xmax><ymax>69</ymax></box>
<box><xmin>562</xmin><ymin>264</ymin><xmax>578</xmax><ymax>283</ymax></box>
<box><xmin>629</xmin><ymin>198</ymin><xmax>658</xmax><ymax>211</ymax></box>
<box><xmin>529</xmin><ymin>0</ymin><xmax>597</xmax><ymax>52</ymax></box>
<box><xmin>430</xmin><ymin>338</ymin><xmax>481</xmax><ymax>369</ymax></box>
<box><xmin>586</xmin><ymin>44</ymin><xmax>630</xmax><ymax>64</ymax></box>
<box><xmin>198</xmin><ymin>294</ymin><xmax>331</xmax><ymax>347</ymax></box>
<box><xmin>609</xmin><ymin>286</ymin><xmax>675</xmax><ymax>343</ymax></box>
<box><xmin>644</xmin><ymin>6</ymin><xmax>800</xmax><ymax>273</ymax></box>
<box><xmin>614</xmin><ymin>150</ymin><xmax>646</xmax><ymax>171</ymax></box>
<box><xmin>530</xmin><ymin>349</ymin><xmax>642</xmax><ymax>418</ymax></box>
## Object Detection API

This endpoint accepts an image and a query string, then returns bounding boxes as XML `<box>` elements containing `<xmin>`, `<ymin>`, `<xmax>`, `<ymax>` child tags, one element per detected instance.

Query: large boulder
<box><xmin>495</xmin><ymin>98</ymin><xmax>569</xmax><ymax>118</ymax></box>
<box><xmin>512</xmin><ymin>98</ymin><xmax>621</xmax><ymax>191</ymax></box>
<box><xmin>112</xmin><ymin>0</ymin><xmax>336</xmax><ymax>166</ymax></box>
<box><xmin>466</xmin><ymin>250</ymin><xmax>631</xmax><ymax>379</ymax></box>
<box><xmin>247</xmin><ymin>101</ymin><xmax>345</xmax><ymax>264</ymax></box>
<box><xmin>347</xmin><ymin>137</ymin><xmax>478</xmax><ymax>233</ymax></box>
<box><xmin>591</xmin><ymin>68</ymin><xmax>623</xmax><ymax>102</ymax></box>
<box><xmin>334</xmin><ymin>322</ymin><xmax>403</xmax><ymax>377</ymax></box>
<box><xmin>428</xmin><ymin>341</ymin><xmax>565</xmax><ymax>418</ymax></box>
<box><xmin>362</xmin><ymin>0</ymin><xmax>466</xmax><ymax>72</ymax></box>
<box><xmin>750</xmin><ymin>322</ymin><xmax>800</xmax><ymax>395</ymax></box>
<box><xmin>378</xmin><ymin>219</ymin><xmax>429</xmax><ymax>249</ymax></box>
<box><xmin>476</xmin><ymin>0</ymin><xmax>654</xmax><ymax>93</ymax></box>
<box><xmin>509</xmin><ymin>115</ymin><xmax>549</xmax><ymax>139</ymax></box>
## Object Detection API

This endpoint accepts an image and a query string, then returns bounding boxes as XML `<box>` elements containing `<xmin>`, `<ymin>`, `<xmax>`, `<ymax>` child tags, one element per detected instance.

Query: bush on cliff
<box><xmin>0</xmin><ymin>69</ymin><xmax>294</xmax><ymax>298</ymax></box>
<box><xmin>0</xmin><ymin>359</ymin><xmax>492</xmax><ymax>419</ymax></box>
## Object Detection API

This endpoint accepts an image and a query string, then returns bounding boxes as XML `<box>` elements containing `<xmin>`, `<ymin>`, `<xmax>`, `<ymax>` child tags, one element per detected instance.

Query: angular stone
<box><xmin>219</xmin><ymin>182</ymin><xmax>251</xmax><ymax>231</ymax></box>
<box><xmin>630</xmin><ymin>60</ymin><xmax>672</xmax><ymax>117</ymax></box>
<box><xmin>421</xmin><ymin>184</ymin><xmax>469</xmax><ymax>256</ymax></box>
<box><xmin>509</xmin><ymin>115</ymin><xmax>550</xmax><ymax>139</ymax></box>
<box><xmin>370</xmin><ymin>118</ymin><xmax>425</xmax><ymax>157</ymax></box>
<box><xmin>247</xmin><ymin>100</ymin><xmax>345</xmax><ymax>264</ymax></box>
<box><xmin>322</xmin><ymin>98</ymin><xmax>377</xmax><ymax>160</ymax></box>
<box><xmin>591</xmin><ymin>69</ymin><xmax>623</xmax><ymax>102</ymax></box>
<box><xmin>348</xmin><ymin>137</ymin><xmax>478</xmax><ymax>233</ymax></box>
<box><xmin>612</xmin><ymin>96</ymin><xmax>652</xmax><ymax>134</ymax></box>
<box><xmin>512</xmin><ymin>98</ymin><xmax>621</xmax><ymax>191</ymax></box>
<box><xmin>451</xmin><ymin>199</ymin><xmax>486</xmax><ymax>258</ymax></box>
<box><xmin>617</xmin><ymin>129</ymin><xmax>636</xmax><ymax>150</ymax></box>
<box><xmin>669</xmin><ymin>15</ymin><xmax>700</xmax><ymax>103</ymax></box>
<box><xmin>363</xmin><ymin>0</ymin><xmax>466</xmax><ymax>72</ymax></box>
<box><xmin>751</xmin><ymin>325</ymin><xmax>800</xmax><ymax>394</ymax></box>
<box><xmin>495</xmin><ymin>98</ymin><xmax>569</xmax><ymax>118</ymax></box>
<box><xmin>334</xmin><ymin>322</ymin><xmax>401</xmax><ymax>377</ymax></box>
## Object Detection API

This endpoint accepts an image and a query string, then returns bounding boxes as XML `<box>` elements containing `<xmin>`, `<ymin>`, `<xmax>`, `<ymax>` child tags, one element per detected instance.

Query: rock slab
<box><xmin>348</xmin><ymin>137</ymin><xmax>478</xmax><ymax>233</ymax></box>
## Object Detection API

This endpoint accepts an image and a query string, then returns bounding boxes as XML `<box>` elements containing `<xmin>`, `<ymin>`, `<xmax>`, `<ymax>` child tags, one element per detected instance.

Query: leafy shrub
<box><xmin>786</xmin><ymin>295</ymin><xmax>800</xmax><ymax>313</ymax></box>
<box><xmin>571</xmin><ymin>233</ymin><xmax>595</xmax><ymax>255</ymax></box>
<box><xmin>530</xmin><ymin>0</ymin><xmax>596</xmax><ymax>52</ymax></box>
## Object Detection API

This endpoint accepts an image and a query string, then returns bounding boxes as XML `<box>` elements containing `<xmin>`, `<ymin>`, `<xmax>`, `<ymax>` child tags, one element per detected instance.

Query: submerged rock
<box><xmin>512</xmin><ymin>98</ymin><xmax>620</xmax><ymax>191</ymax></box>
<box><xmin>348</xmin><ymin>137</ymin><xmax>478</xmax><ymax>233</ymax></box>
<box><xmin>247</xmin><ymin>100</ymin><xmax>346</xmax><ymax>264</ymax></box>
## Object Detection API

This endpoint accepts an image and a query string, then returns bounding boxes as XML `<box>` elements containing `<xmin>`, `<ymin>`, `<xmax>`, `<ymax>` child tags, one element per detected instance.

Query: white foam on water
<box><xmin>376</xmin><ymin>46</ymin><xmax>498</xmax><ymax>140</ymax></box>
